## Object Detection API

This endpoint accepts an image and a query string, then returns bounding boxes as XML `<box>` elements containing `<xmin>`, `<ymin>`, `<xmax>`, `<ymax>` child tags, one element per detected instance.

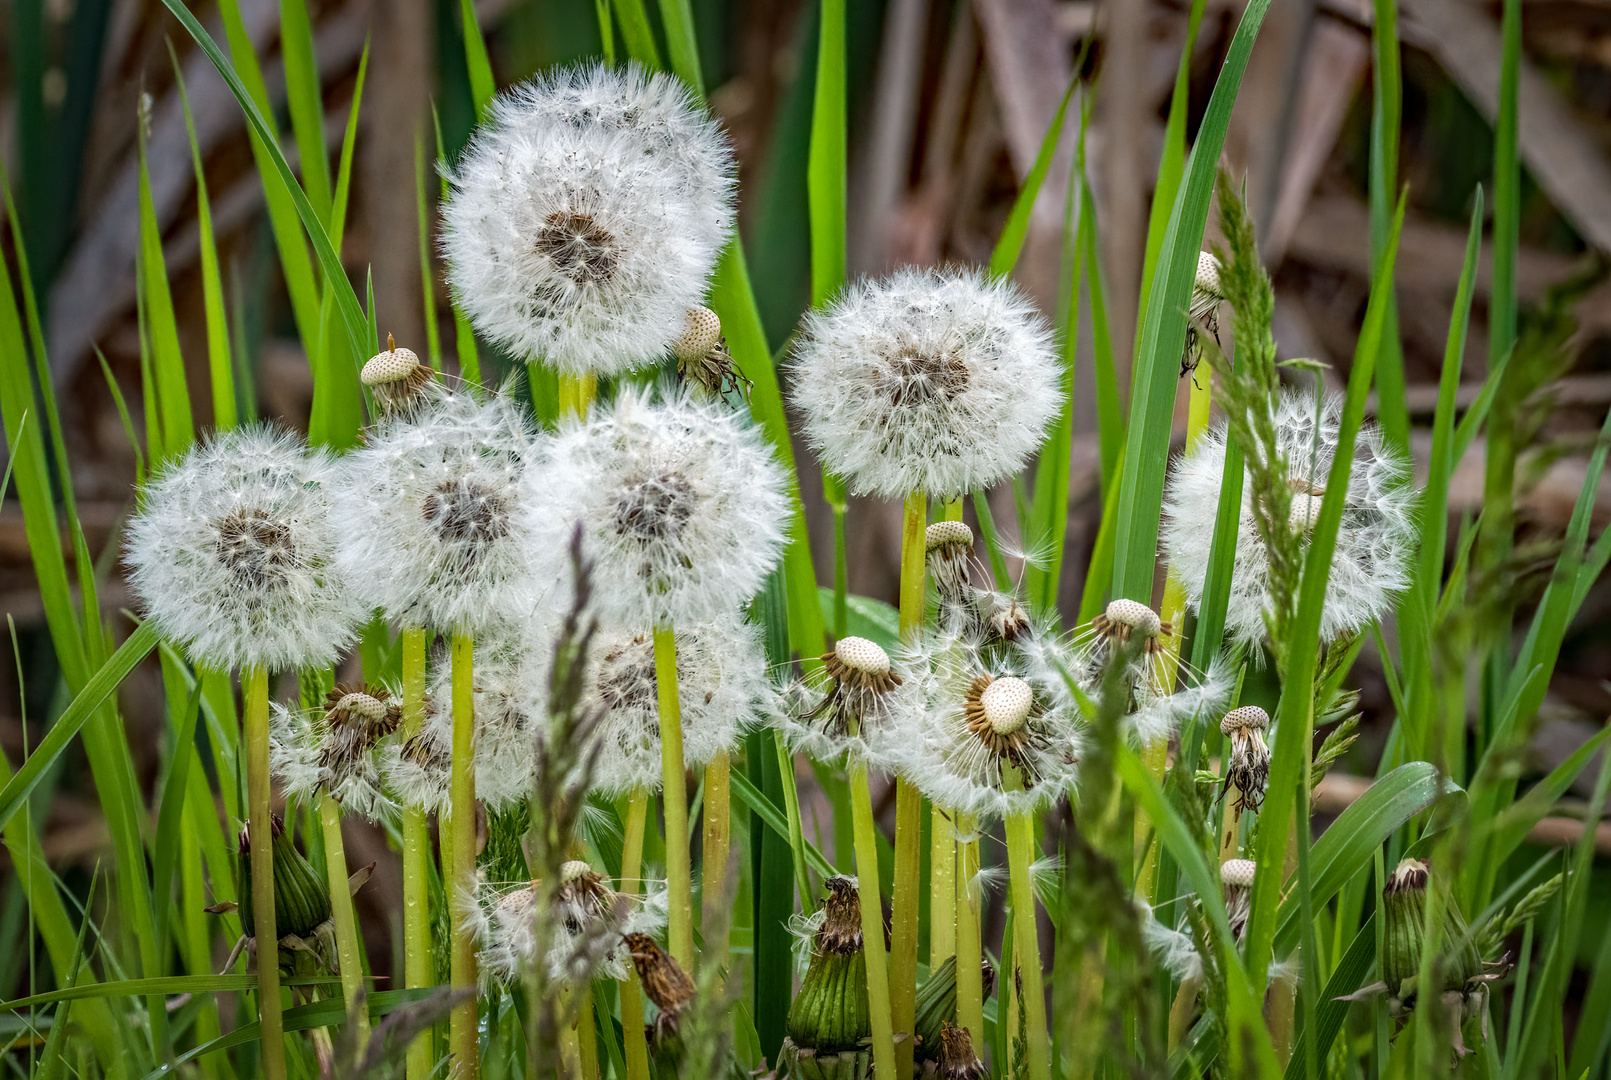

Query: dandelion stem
<box><xmin>318</xmin><ymin>793</ymin><xmax>368</xmax><ymax>1046</ymax></box>
<box><xmin>929</xmin><ymin>807</ymin><xmax>955</xmax><ymax>968</ymax></box>
<box><xmin>576</xmin><ymin>988</ymin><xmax>600</xmax><ymax>1080</ymax></box>
<box><xmin>848</xmin><ymin>764</ymin><xmax>898</xmax><ymax>1080</ymax></box>
<box><xmin>558</xmin><ymin>372</ymin><xmax>597</xmax><ymax>418</ymax></box>
<box><xmin>954</xmin><ymin>822</ymin><xmax>985</xmax><ymax>1050</ymax></box>
<box><xmin>827</xmin><ymin>473</ymin><xmax>848</xmax><ymax>637</ymax></box>
<box><xmin>1004</xmin><ymin>788</ymin><xmax>1050</xmax><ymax>1080</ymax></box>
<box><xmin>243</xmin><ymin>663</ymin><xmax>287</xmax><ymax>1080</ymax></box>
<box><xmin>891</xmin><ymin>490</ymin><xmax>926</xmax><ymax>1075</ymax></box>
<box><xmin>653</xmin><ymin>625</ymin><xmax>695</xmax><ymax>970</ymax></box>
<box><xmin>702</xmin><ymin>751</ymin><xmax>731</xmax><ymax>978</ymax></box>
<box><xmin>619</xmin><ymin>792</ymin><xmax>652</xmax><ymax>1080</ymax></box>
<box><xmin>1168</xmin><ymin>974</ymin><xmax>1201</xmax><ymax>1052</ymax></box>
<box><xmin>399</xmin><ymin>627</ymin><xmax>434</xmax><ymax>1080</ymax></box>
<box><xmin>448</xmin><ymin>631</ymin><xmax>479</xmax><ymax>1080</ymax></box>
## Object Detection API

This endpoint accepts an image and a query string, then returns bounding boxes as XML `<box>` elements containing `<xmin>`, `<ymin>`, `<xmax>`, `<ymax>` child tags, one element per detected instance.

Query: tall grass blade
<box><xmin>137</xmin><ymin>108</ymin><xmax>193</xmax><ymax>462</ymax></box>
<box><xmin>988</xmin><ymin>73</ymin><xmax>1078</xmax><ymax>281</ymax></box>
<box><xmin>279</xmin><ymin>0</ymin><xmax>333</xmax><ymax>223</ymax></box>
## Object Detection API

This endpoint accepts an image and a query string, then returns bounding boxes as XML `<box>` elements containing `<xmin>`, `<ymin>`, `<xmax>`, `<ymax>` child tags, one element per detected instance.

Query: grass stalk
<box><xmin>399</xmin><ymin>627</ymin><xmax>434</xmax><ymax>1080</ymax></box>
<box><xmin>317</xmin><ymin>793</ymin><xmax>368</xmax><ymax>1046</ymax></box>
<box><xmin>654</xmin><ymin>625</ymin><xmax>695</xmax><ymax>969</ymax></box>
<box><xmin>449</xmin><ymin>631</ymin><xmax>479</xmax><ymax>1079</ymax></box>
<box><xmin>889</xmin><ymin>491</ymin><xmax>926</xmax><ymax>1071</ymax></box>
<box><xmin>702</xmin><ymin>751</ymin><xmax>731</xmax><ymax>977</ymax></box>
<box><xmin>848</xmin><ymin>765</ymin><xmax>898</xmax><ymax>1080</ymax></box>
<box><xmin>1004</xmin><ymin>803</ymin><xmax>1049</xmax><ymax>1080</ymax></box>
<box><xmin>244</xmin><ymin>663</ymin><xmax>287</xmax><ymax>1080</ymax></box>
<box><xmin>954</xmin><ymin>823</ymin><xmax>984</xmax><ymax>1049</ymax></box>
<box><xmin>619</xmin><ymin>792</ymin><xmax>652</xmax><ymax>1080</ymax></box>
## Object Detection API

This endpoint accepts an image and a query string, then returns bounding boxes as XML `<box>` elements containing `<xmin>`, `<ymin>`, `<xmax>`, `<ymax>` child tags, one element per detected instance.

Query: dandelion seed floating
<box><xmin>1161</xmin><ymin>390</ymin><xmax>1417</xmax><ymax>651</ymax></box>
<box><xmin>1220</xmin><ymin>706</ymin><xmax>1272</xmax><ymax>812</ymax></box>
<box><xmin>790</xmin><ymin>266</ymin><xmax>1061</xmax><ymax>500</ymax></box>
<box><xmin>441</xmin><ymin>64</ymin><xmax>736</xmax><ymax>378</ymax></box>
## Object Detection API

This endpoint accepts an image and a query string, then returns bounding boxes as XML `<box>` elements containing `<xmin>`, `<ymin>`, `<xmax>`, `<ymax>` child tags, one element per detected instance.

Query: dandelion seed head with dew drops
<box><xmin>270</xmin><ymin>683</ymin><xmax>401</xmax><ymax>821</ymax></box>
<box><xmin>470</xmin><ymin>862</ymin><xmax>668</xmax><ymax>987</ymax></box>
<box><xmin>790</xmin><ymin>266</ymin><xmax>1062</xmax><ymax>501</ymax></box>
<box><xmin>335</xmin><ymin>388</ymin><xmax>550</xmax><ymax>636</ymax></box>
<box><xmin>525</xmin><ymin>386</ymin><xmax>791</xmax><ymax>629</ymax></box>
<box><xmin>1161</xmin><ymin>389</ymin><xmax>1417</xmax><ymax>652</ymax></box>
<box><xmin>440</xmin><ymin>63</ymin><xmax>736</xmax><ymax>378</ymax></box>
<box><xmin>125</xmin><ymin>425</ymin><xmax>367</xmax><ymax>673</ymax></box>
<box><xmin>527</xmin><ymin>611</ymin><xmax>771</xmax><ymax>800</ymax></box>
<box><xmin>772</xmin><ymin>633</ymin><xmax>926</xmax><ymax>770</ymax></box>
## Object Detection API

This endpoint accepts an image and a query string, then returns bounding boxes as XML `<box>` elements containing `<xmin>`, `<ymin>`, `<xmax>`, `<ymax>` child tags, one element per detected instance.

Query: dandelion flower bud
<box><xmin>335</xmin><ymin>389</ymin><xmax>547</xmax><ymax>635</ymax></box>
<box><xmin>238</xmin><ymin>815</ymin><xmax>334</xmax><ymax>945</ymax></box>
<box><xmin>1162</xmin><ymin>390</ymin><xmax>1417</xmax><ymax>651</ymax></box>
<box><xmin>785</xmin><ymin>876</ymin><xmax>873</xmax><ymax>1055</ymax></box>
<box><xmin>362</xmin><ymin>333</ymin><xmax>437</xmax><ymax>414</ymax></box>
<box><xmin>1220</xmin><ymin>706</ymin><xmax>1272</xmax><ymax>811</ymax></box>
<box><xmin>270</xmin><ymin>683</ymin><xmax>401</xmax><ymax>820</ymax></box>
<box><xmin>125</xmin><ymin>426</ymin><xmax>366</xmax><ymax>672</ymax></box>
<box><xmin>1221</xmin><ymin>858</ymin><xmax>1257</xmax><ymax>940</ymax></box>
<box><xmin>526</xmin><ymin>387</ymin><xmax>790</xmax><ymax>628</ymax></box>
<box><xmin>925</xmin><ymin>520</ymin><xmax>975</xmax><ymax>606</ymax></box>
<box><xmin>441</xmin><ymin>64</ymin><xmax>736</xmax><ymax>378</ymax></box>
<box><xmin>790</xmin><ymin>266</ymin><xmax>1061</xmax><ymax>500</ymax></box>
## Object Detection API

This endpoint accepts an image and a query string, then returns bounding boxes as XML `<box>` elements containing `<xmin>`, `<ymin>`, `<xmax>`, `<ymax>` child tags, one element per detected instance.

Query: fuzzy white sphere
<box><xmin>525</xmin><ymin>386</ymin><xmax>791</xmax><ymax>628</ymax></box>
<box><xmin>530</xmin><ymin>612</ymin><xmax>770</xmax><ymax>800</ymax></box>
<box><xmin>335</xmin><ymin>389</ymin><xmax>552</xmax><ymax>635</ymax></box>
<box><xmin>1161</xmin><ymin>390</ymin><xmax>1418</xmax><ymax>651</ymax></box>
<box><xmin>789</xmin><ymin>266</ymin><xmax>1061</xmax><ymax>500</ymax></box>
<box><xmin>440</xmin><ymin>63</ymin><xmax>736</xmax><ymax>378</ymax></box>
<box><xmin>125</xmin><ymin>426</ymin><xmax>366</xmax><ymax>672</ymax></box>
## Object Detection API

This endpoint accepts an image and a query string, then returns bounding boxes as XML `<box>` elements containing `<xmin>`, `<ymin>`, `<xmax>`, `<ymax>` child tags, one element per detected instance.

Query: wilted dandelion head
<box><xmin>773</xmin><ymin>635</ymin><xmax>918</xmax><ymax>768</ymax></box>
<box><xmin>383</xmin><ymin>723</ymin><xmax>453</xmax><ymax>816</ymax></box>
<box><xmin>440</xmin><ymin>63</ymin><xmax>736</xmax><ymax>378</ymax></box>
<box><xmin>335</xmin><ymin>389</ymin><xmax>549</xmax><ymax>634</ymax></box>
<box><xmin>925</xmin><ymin>520</ymin><xmax>975</xmax><ymax>607</ymax></box>
<box><xmin>1221</xmin><ymin>857</ymin><xmax>1257</xmax><ymax>939</ymax></box>
<box><xmin>526</xmin><ymin>387</ymin><xmax>790</xmax><ymax>627</ymax></box>
<box><xmin>362</xmin><ymin>334</ymin><xmax>439</xmax><ymax>415</ymax></box>
<box><xmin>532</xmin><ymin>612</ymin><xmax>768</xmax><ymax>799</ymax></box>
<box><xmin>125</xmin><ymin>426</ymin><xmax>365</xmax><ymax>672</ymax></box>
<box><xmin>473</xmin><ymin>863</ymin><xmax>667</xmax><ymax>986</ymax></box>
<box><xmin>270</xmin><ymin>683</ymin><xmax>401</xmax><ymax>820</ymax></box>
<box><xmin>1161</xmin><ymin>390</ymin><xmax>1417</xmax><ymax>651</ymax></box>
<box><xmin>1220</xmin><ymin>705</ymin><xmax>1271</xmax><ymax>811</ymax></box>
<box><xmin>789</xmin><ymin>266</ymin><xmax>1061</xmax><ymax>500</ymax></box>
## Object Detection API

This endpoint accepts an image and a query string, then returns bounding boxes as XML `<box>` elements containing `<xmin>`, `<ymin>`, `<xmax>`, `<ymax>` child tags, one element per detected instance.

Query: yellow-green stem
<box><xmin>848</xmin><ymin>766</ymin><xmax>898</xmax><ymax>1079</ymax></box>
<box><xmin>400</xmin><ymin>628</ymin><xmax>434</xmax><ymax>1080</ymax></box>
<box><xmin>558</xmin><ymin>372</ymin><xmax>597</xmax><ymax>418</ymax></box>
<box><xmin>318</xmin><ymin>794</ymin><xmax>368</xmax><ymax>1046</ymax></box>
<box><xmin>929</xmin><ymin>808</ymin><xmax>955</xmax><ymax>968</ymax></box>
<box><xmin>1269</xmin><ymin>958</ymin><xmax>1298</xmax><ymax>1067</ymax></box>
<box><xmin>1168</xmin><ymin>975</ymin><xmax>1201</xmax><ymax>1052</ymax></box>
<box><xmin>653</xmin><ymin>626</ymin><xmax>694</xmax><ymax>970</ymax></box>
<box><xmin>449</xmin><ymin>632</ymin><xmax>479</xmax><ymax>1079</ymax></box>
<box><xmin>243</xmin><ymin>664</ymin><xmax>287</xmax><ymax>1080</ymax></box>
<box><xmin>1218</xmin><ymin>790</ymin><xmax>1244</xmax><ymax>864</ymax></box>
<box><xmin>619</xmin><ymin>793</ymin><xmax>651</xmax><ymax>1080</ymax></box>
<box><xmin>702</xmin><ymin>752</ymin><xmax>731</xmax><ymax>978</ymax></box>
<box><xmin>1004</xmin><ymin>805</ymin><xmax>1050</xmax><ymax>1080</ymax></box>
<box><xmin>577</xmin><ymin>989</ymin><xmax>599</xmax><ymax>1080</ymax></box>
<box><xmin>890</xmin><ymin>491</ymin><xmax>926</xmax><ymax>1074</ymax></box>
<box><xmin>954</xmin><ymin>824</ymin><xmax>984</xmax><ymax>1049</ymax></box>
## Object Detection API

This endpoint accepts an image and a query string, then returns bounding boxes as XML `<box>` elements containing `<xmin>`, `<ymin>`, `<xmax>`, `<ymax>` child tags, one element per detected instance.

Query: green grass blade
<box><xmin>97</xmin><ymin>351</ymin><xmax>146</xmax><ymax>485</ymax></box>
<box><xmin>151</xmin><ymin>657</ymin><xmax>204</xmax><ymax>967</ymax></box>
<box><xmin>988</xmin><ymin>73</ymin><xmax>1078</xmax><ymax>280</ymax></box>
<box><xmin>170</xmin><ymin>46</ymin><xmax>236</xmax><ymax>431</ymax></box>
<box><xmin>137</xmin><ymin>110</ymin><xmax>194</xmax><ymax>462</ymax></box>
<box><xmin>1138</xmin><ymin>0</ymin><xmax>1207</xmax><ymax>322</ymax></box>
<box><xmin>1367</xmin><ymin>0</ymin><xmax>1408</xmax><ymax>455</ymax></box>
<box><xmin>612</xmin><ymin>0</ymin><xmax>664</xmax><ymax>70</ymax></box>
<box><xmin>1110</xmin><ymin>0</ymin><xmax>1274</xmax><ymax>603</ymax></box>
<box><xmin>458</xmin><ymin>0</ymin><xmax>496</xmax><ymax>117</ymax></box>
<box><xmin>1282</xmin><ymin>914</ymin><xmax>1375</xmax><ymax>1080</ymax></box>
<box><xmin>1083</xmin><ymin>179</ymin><xmax>1122</xmax><ymax>494</ymax></box>
<box><xmin>279</xmin><ymin>0</ymin><xmax>333</xmax><ymax>223</ymax></box>
<box><xmin>729</xmin><ymin>769</ymin><xmax>837</xmax><ymax>881</ymax></box>
<box><xmin>657</xmin><ymin>0</ymin><xmax>704</xmax><ymax>94</ymax></box>
<box><xmin>807</xmin><ymin>0</ymin><xmax>845</xmax><ymax>306</ymax></box>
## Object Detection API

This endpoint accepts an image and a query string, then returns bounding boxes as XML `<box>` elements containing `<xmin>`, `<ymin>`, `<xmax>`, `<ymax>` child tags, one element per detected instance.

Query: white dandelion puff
<box><xmin>125</xmin><ymin>425</ymin><xmax>366</xmax><ymax>672</ymax></box>
<box><xmin>335</xmin><ymin>389</ymin><xmax>550</xmax><ymax>635</ymax></box>
<box><xmin>525</xmin><ymin>386</ymin><xmax>790</xmax><ymax>628</ymax></box>
<box><xmin>531</xmin><ymin>611</ymin><xmax>769</xmax><ymax>799</ymax></box>
<box><xmin>270</xmin><ymin>683</ymin><xmax>401</xmax><ymax>820</ymax></box>
<box><xmin>440</xmin><ymin>63</ymin><xmax>736</xmax><ymax>378</ymax></box>
<box><xmin>418</xmin><ymin>631</ymin><xmax>546</xmax><ymax>814</ymax></box>
<box><xmin>789</xmin><ymin>266</ymin><xmax>1061</xmax><ymax>500</ymax></box>
<box><xmin>382</xmin><ymin>719</ymin><xmax>453</xmax><ymax>816</ymax></box>
<box><xmin>1161</xmin><ymin>390</ymin><xmax>1417</xmax><ymax>651</ymax></box>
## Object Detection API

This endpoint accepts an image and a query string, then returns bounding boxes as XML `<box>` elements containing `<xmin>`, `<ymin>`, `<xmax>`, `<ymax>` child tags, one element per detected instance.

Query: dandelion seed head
<box><xmin>978</xmin><ymin>676</ymin><xmax>1033</xmax><ymax>735</ymax></box>
<box><xmin>269</xmin><ymin>685</ymin><xmax>400</xmax><ymax>821</ymax></box>
<box><xmin>474</xmin><ymin>871</ymin><xmax>667</xmax><ymax>986</ymax></box>
<box><xmin>1220</xmin><ymin>858</ymin><xmax>1257</xmax><ymax>888</ymax></box>
<box><xmin>1190</xmin><ymin>252</ymin><xmax>1224</xmax><ymax>321</ymax></box>
<box><xmin>525</xmin><ymin>387</ymin><xmax>790</xmax><ymax>627</ymax></box>
<box><xmin>925</xmin><ymin>521</ymin><xmax>975</xmax><ymax>607</ymax></box>
<box><xmin>125</xmin><ymin>426</ymin><xmax>365</xmax><ymax>672</ymax></box>
<box><xmin>335</xmin><ymin>389</ymin><xmax>549</xmax><ymax>635</ymax></box>
<box><xmin>440</xmin><ymin>63</ymin><xmax>735</xmax><ymax>378</ymax></box>
<box><xmin>673</xmin><ymin>305</ymin><xmax>723</xmax><ymax>363</ymax></box>
<box><xmin>1161</xmin><ymin>390</ymin><xmax>1418</xmax><ymax>650</ymax></box>
<box><xmin>789</xmin><ymin>266</ymin><xmax>1061</xmax><ymax>500</ymax></box>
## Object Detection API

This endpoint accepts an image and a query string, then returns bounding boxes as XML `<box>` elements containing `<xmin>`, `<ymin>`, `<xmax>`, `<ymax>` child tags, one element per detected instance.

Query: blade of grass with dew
<box><xmin>729</xmin><ymin>771</ymin><xmax>837</xmax><ymax>881</ymax></box>
<box><xmin>137</xmin><ymin>109</ymin><xmax>193</xmax><ymax>463</ymax></box>
<box><xmin>160</xmin><ymin>0</ymin><xmax>370</xmax><ymax>355</ymax></box>
<box><xmin>279</xmin><ymin>0</ymin><xmax>333</xmax><ymax>224</ymax></box>
<box><xmin>1111</xmin><ymin>0</ymin><xmax>1274</xmax><ymax>603</ymax></box>
<box><xmin>1282</xmin><ymin>914</ymin><xmax>1376</xmax><ymax>1080</ymax></box>
<box><xmin>1137</xmin><ymin>0</ymin><xmax>1207</xmax><ymax>324</ymax></box>
<box><xmin>171</xmin><ymin>47</ymin><xmax>236</xmax><ymax>430</ymax></box>
<box><xmin>1243</xmin><ymin>193</ymin><xmax>1406</xmax><ymax>994</ymax></box>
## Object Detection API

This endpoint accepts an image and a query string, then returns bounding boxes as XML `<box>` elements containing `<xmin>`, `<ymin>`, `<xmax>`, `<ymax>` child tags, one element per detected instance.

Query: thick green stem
<box><xmin>558</xmin><ymin>372</ymin><xmax>597</xmax><ymax>418</ymax></box>
<box><xmin>654</xmin><ymin>625</ymin><xmax>695</xmax><ymax>970</ymax></box>
<box><xmin>449</xmin><ymin>632</ymin><xmax>479</xmax><ymax>1079</ymax></box>
<box><xmin>702</xmin><ymin>752</ymin><xmax>731</xmax><ymax>978</ymax></box>
<box><xmin>954</xmin><ymin>823</ymin><xmax>984</xmax><ymax>1049</ymax></box>
<box><xmin>890</xmin><ymin>490</ymin><xmax>926</xmax><ymax>1074</ymax></box>
<box><xmin>619</xmin><ymin>793</ymin><xmax>652</xmax><ymax>1080</ymax></box>
<box><xmin>929</xmin><ymin>808</ymin><xmax>955</xmax><ymax>968</ymax></box>
<box><xmin>318</xmin><ymin>794</ymin><xmax>368</xmax><ymax>1046</ymax></box>
<box><xmin>243</xmin><ymin>664</ymin><xmax>287</xmax><ymax>1080</ymax></box>
<box><xmin>849</xmin><ymin>765</ymin><xmax>898</xmax><ymax>1079</ymax></box>
<box><xmin>400</xmin><ymin>627</ymin><xmax>434</xmax><ymax>1080</ymax></box>
<box><xmin>1005</xmin><ymin>807</ymin><xmax>1050</xmax><ymax>1080</ymax></box>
